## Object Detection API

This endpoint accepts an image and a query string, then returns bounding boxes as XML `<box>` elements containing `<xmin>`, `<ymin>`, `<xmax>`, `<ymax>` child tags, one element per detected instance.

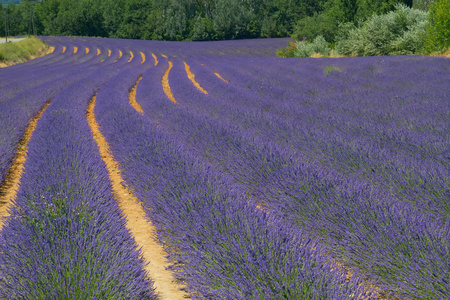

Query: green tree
<box><xmin>213</xmin><ymin>0</ymin><xmax>255</xmax><ymax>39</ymax></box>
<box><xmin>100</xmin><ymin>0</ymin><xmax>125</xmax><ymax>37</ymax></box>
<box><xmin>423</xmin><ymin>0</ymin><xmax>450</xmax><ymax>53</ymax></box>
<box><xmin>35</xmin><ymin>0</ymin><xmax>61</xmax><ymax>35</ymax></box>
<box><xmin>0</xmin><ymin>4</ymin><xmax>4</xmax><ymax>37</ymax></box>
<box><xmin>116</xmin><ymin>0</ymin><xmax>153</xmax><ymax>39</ymax></box>
<box><xmin>153</xmin><ymin>0</ymin><xmax>189</xmax><ymax>40</ymax></box>
<box><xmin>191</xmin><ymin>15</ymin><xmax>216</xmax><ymax>40</ymax></box>
<box><xmin>292</xmin><ymin>0</ymin><xmax>344</xmax><ymax>42</ymax></box>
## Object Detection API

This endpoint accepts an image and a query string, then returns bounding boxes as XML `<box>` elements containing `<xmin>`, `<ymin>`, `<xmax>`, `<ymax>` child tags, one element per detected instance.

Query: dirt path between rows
<box><xmin>87</xmin><ymin>95</ymin><xmax>187</xmax><ymax>299</ymax></box>
<box><xmin>0</xmin><ymin>102</ymin><xmax>51</xmax><ymax>228</ymax></box>
<box><xmin>129</xmin><ymin>76</ymin><xmax>144</xmax><ymax>114</ymax></box>
<box><xmin>128</xmin><ymin>51</ymin><xmax>134</xmax><ymax>63</ymax></box>
<box><xmin>152</xmin><ymin>53</ymin><xmax>158</xmax><ymax>66</ymax></box>
<box><xmin>115</xmin><ymin>50</ymin><xmax>123</xmax><ymax>62</ymax></box>
<box><xmin>214</xmin><ymin>72</ymin><xmax>228</xmax><ymax>83</ymax></box>
<box><xmin>184</xmin><ymin>62</ymin><xmax>208</xmax><ymax>94</ymax></box>
<box><xmin>162</xmin><ymin>60</ymin><xmax>177</xmax><ymax>104</ymax></box>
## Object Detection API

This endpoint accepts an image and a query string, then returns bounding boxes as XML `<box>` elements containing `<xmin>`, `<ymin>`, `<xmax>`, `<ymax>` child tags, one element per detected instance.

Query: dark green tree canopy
<box><xmin>1</xmin><ymin>0</ymin><xmax>415</xmax><ymax>41</ymax></box>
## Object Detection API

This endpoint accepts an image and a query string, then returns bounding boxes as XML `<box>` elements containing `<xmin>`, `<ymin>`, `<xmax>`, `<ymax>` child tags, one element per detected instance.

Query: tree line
<box><xmin>1</xmin><ymin>0</ymin><xmax>415</xmax><ymax>41</ymax></box>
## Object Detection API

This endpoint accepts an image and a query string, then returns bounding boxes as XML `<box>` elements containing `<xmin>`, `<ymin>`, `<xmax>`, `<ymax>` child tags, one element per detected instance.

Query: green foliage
<box><xmin>1</xmin><ymin>0</ymin><xmax>21</xmax><ymax>5</ymax></box>
<box><xmin>323</xmin><ymin>65</ymin><xmax>341</xmax><ymax>76</ymax></box>
<box><xmin>293</xmin><ymin>7</ymin><xmax>344</xmax><ymax>43</ymax></box>
<box><xmin>1</xmin><ymin>0</ymin><xmax>328</xmax><ymax>41</ymax></box>
<box><xmin>116</xmin><ymin>0</ymin><xmax>153</xmax><ymax>39</ymax></box>
<box><xmin>422</xmin><ymin>0</ymin><xmax>450</xmax><ymax>53</ymax></box>
<box><xmin>276</xmin><ymin>40</ymin><xmax>297</xmax><ymax>58</ymax></box>
<box><xmin>412</xmin><ymin>0</ymin><xmax>432</xmax><ymax>11</ymax></box>
<box><xmin>0</xmin><ymin>0</ymin><xmax>424</xmax><ymax>44</ymax></box>
<box><xmin>212</xmin><ymin>0</ymin><xmax>254</xmax><ymax>40</ymax></box>
<box><xmin>294</xmin><ymin>35</ymin><xmax>331</xmax><ymax>57</ymax></box>
<box><xmin>0</xmin><ymin>36</ymin><xmax>47</xmax><ymax>63</ymax></box>
<box><xmin>335</xmin><ymin>4</ymin><xmax>428</xmax><ymax>56</ymax></box>
<box><xmin>191</xmin><ymin>16</ymin><xmax>216</xmax><ymax>41</ymax></box>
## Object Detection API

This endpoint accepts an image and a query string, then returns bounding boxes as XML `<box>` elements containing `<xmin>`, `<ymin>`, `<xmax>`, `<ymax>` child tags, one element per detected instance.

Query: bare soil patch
<box><xmin>184</xmin><ymin>62</ymin><xmax>208</xmax><ymax>94</ymax></box>
<box><xmin>152</xmin><ymin>53</ymin><xmax>158</xmax><ymax>66</ymax></box>
<box><xmin>214</xmin><ymin>72</ymin><xmax>228</xmax><ymax>83</ymax></box>
<box><xmin>129</xmin><ymin>76</ymin><xmax>144</xmax><ymax>115</ymax></box>
<box><xmin>162</xmin><ymin>61</ymin><xmax>177</xmax><ymax>104</ymax></box>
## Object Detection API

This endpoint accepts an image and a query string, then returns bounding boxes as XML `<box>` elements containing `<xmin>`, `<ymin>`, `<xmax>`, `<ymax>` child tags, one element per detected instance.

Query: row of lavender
<box><xmin>0</xmin><ymin>39</ymin><xmax>157</xmax><ymax>298</ymax></box>
<box><xmin>130</xmin><ymin>54</ymin><xmax>448</xmax><ymax>298</ymax></box>
<box><xmin>93</xmin><ymin>64</ymin><xmax>370</xmax><ymax>299</ymax></box>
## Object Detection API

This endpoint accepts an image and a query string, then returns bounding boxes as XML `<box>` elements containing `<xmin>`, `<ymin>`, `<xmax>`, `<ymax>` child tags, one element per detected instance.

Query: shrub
<box><xmin>335</xmin><ymin>4</ymin><xmax>428</xmax><ymax>56</ymax></box>
<box><xmin>292</xmin><ymin>5</ymin><xmax>344</xmax><ymax>44</ymax></box>
<box><xmin>422</xmin><ymin>0</ymin><xmax>450</xmax><ymax>53</ymax></box>
<box><xmin>294</xmin><ymin>35</ymin><xmax>331</xmax><ymax>58</ymax></box>
<box><xmin>276</xmin><ymin>40</ymin><xmax>297</xmax><ymax>58</ymax></box>
<box><xmin>413</xmin><ymin>0</ymin><xmax>433</xmax><ymax>10</ymax></box>
<box><xmin>0</xmin><ymin>52</ymin><xmax>5</xmax><ymax>62</ymax></box>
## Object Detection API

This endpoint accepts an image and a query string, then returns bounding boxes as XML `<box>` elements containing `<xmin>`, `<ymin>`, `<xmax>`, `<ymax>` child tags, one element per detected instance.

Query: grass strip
<box><xmin>0</xmin><ymin>37</ymin><xmax>49</xmax><ymax>67</ymax></box>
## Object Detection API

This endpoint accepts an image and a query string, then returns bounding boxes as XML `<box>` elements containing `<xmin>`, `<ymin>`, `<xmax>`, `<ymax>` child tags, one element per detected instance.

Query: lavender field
<box><xmin>0</xmin><ymin>36</ymin><xmax>449</xmax><ymax>299</ymax></box>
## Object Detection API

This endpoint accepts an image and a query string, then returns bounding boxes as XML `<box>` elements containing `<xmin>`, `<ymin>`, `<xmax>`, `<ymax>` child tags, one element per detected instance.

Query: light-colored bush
<box><xmin>335</xmin><ymin>4</ymin><xmax>428</xmax><ymax>56</ymax></box>
<box><xmin>294</xmin><ymin>35</ymin><xmax>331</xmax><ymax>58</ymax></box>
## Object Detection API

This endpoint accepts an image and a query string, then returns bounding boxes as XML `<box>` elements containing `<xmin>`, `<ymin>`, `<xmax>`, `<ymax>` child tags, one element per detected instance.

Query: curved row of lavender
<box><xmin>0</xmin><ymin>35</ymin><xmax>448</xmax><ymax>298</ymax></box>
<box><xmin>0</xmin><ymin>39</ymin><xmax>156</xmax><ymax>298</ymax></box>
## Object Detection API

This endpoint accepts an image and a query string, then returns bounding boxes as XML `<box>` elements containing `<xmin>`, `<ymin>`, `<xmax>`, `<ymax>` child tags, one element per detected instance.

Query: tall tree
<box><xmin>116</xmin><ymin>0</ymin><xmax>153</xmax><ymax>39</ymax></box>
<box><xmin>35</xmin><ymin>0</ymin><xmax>61</xmax><ymax>35</ymax></box>
<box><xmin>213</xmin><ymin>0</ymin><xmax>255</xmax><ymax>39</ymax></box>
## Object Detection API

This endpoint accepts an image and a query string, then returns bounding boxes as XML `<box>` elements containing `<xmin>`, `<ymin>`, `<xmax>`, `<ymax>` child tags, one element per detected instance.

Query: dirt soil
<box><xmin>129</xmin><ymin>76</ymin><xmax>144</xmax><ymax>114</ymax></box>
<box><xmin>152</xmin><ymin>53</ymin><xmax>158</xmax><ymax>66</ymax></box>
<box><xmin>184</xmin><ymin>62</ymin><xmax>208</xmax><ymax>94</ymax></box>
<box><xmin>162</xmin><ymin>60</ymin><xmax>177</xmax><ymax>104</ymax></box>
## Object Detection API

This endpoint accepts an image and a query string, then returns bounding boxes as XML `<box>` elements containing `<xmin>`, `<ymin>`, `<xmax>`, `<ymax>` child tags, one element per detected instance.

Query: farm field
<box><xmin>0</xmin><ymin>36</ymin><xmax>449</xmax><ymax>299</ymax></box>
